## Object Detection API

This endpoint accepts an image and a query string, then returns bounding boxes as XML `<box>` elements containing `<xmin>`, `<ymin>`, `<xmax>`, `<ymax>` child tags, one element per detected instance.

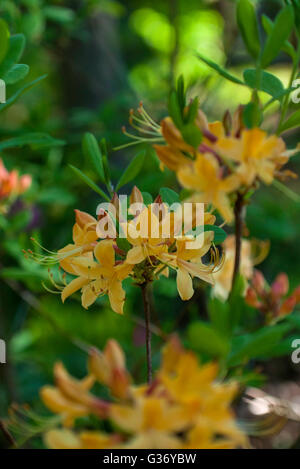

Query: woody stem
<box><xmin>231</xmin><ymin>192</ymin><xmax>245</xmax><ymax>292</ymax></box>
<box><xmin>141</xmin><ymin>283</ymin><xmax>152</xmax><ymax>384</ymax></box>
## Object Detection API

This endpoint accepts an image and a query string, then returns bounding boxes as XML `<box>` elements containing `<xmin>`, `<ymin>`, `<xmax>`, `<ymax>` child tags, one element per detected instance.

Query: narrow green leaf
<box><xmin>237</xmin><ymin>0</ymin><xmax>261</xmax><ymax>59</ymax></box>
<box><xmin>3</xmin><ymin>64</ymin><xmax>29</xmax><ymax>85</ymax></box>
<box><xmin>0</xmin><ymin>74</ymin><xmax>47</xmax><ymax>113</ymax></box>
<box><xmin>0</xmin><ymin>34</ymin><xmax>26</xmax><ymax>78</ymax></box>
<box><xmin>260</xmin><ymin>5</ymin><xmax>295</xmax><ymax>68</ymax></box>
<box><xmin>262</xmin><ymin>14</ymin><xmax>296</xmax><ymax>60</ymax></box>
<box><xmin>69</xmin><ymin>165</ymin><xmax>110</xmax><ymax>202</ymax></box>
<box><xmin>159</xmin><ymin>187</ymin><xmax>180</xmax><ymax>205</ymax></box>
<box><xmin>0</xmin><ymin>19</ymin><xmax>10</xmax><ymax>64</ymax></box>
<box><xmin>116</xmin><ymin>151</ymin><xmax>145</xmax><ymax>191</ymax></box>
<box><xmin>196</xmin><ymin>53</ymin><xmax>244</xmax><ymax>85</ymax></box>
<box><xmin>44</xmin><ymin>6</ymin><xmax>75</xmax><ymax>23</ymax></box>
<box><xmin>0</xmin><ymin>133</ymin><xmax>65</xmax><ymax>151</ymax></box>
<box><xmin>82</xmin><ymin>132</ymin><xmax>105</xmax><ymax>183</ymax></box>
<box><xmin>168</xmin><ymin>90</ymin><xmax>183</xmax><ymax>129</ymax></box>
<box><xmin>243</xmin><ymin>102</ymin><xmax>263</xmax><ymax>128</ymax></box>
<box><xmin>279</xmin><ymin>109</ymin><xmax>300</xmax><ymax>133</ymax></box>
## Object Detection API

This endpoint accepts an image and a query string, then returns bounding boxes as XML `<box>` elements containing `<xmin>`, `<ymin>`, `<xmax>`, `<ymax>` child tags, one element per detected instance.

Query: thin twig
<box><xmin>231</xmin><ymin>192</ymin><xmax>245</xmax><ymax>292</ymax></box>
<box><xmin>141</xmin><ymin>283</ymin><xmax>152</xmax><ymax>384</ymax></box>
<box><xmin>0</xmin><ymin>419</ymin><xmax>16</xmax><ymax>448</ymax></box>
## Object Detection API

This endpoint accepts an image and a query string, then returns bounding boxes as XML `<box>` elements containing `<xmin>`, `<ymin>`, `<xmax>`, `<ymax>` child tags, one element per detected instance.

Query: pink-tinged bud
<box><xmin>9</xmin><ymin>170</ymin><xmax>18</xmax><ymax>192</ymax></box>
<box><xmin>232</xmin><ymin>105</ymin><xmax>244</xmax><ymax>138</ymax></box>
<box><xmin>130</xmin><ymin>186</ymin><xmax>143</xmax><ymax>205</ymax></box>
<box><xmin>75</xmin><ymin>209</ymin><xmax>96</xmax><ymax>229</ymax></box>
<box><xmin>252</xmin><ymin>270</ymin><xmax>265</xmax><ymax>296</ymax></box>
<box><xmin>195</xmin><ymin>109</ymin><xmax>209</xmax><ymax>132</ymax></box>
<box><xmin>245</xmin><ymin>287</ymin><xmax>261</xmax><ymax>309</ymax></box>
<box><xmin>279</xmin><ymin>295</ymin><xmax>296</xmax><ymax>317</ymax></box>
<box><xmin>292</xmin><ymin>285</ymin><xmax>300</xmax><ymax>304</ymax></box>
<box><xmin>271</xmin><ymin>273</ymin><xmax>289</xmax><ymax>300</ymax></box>
<box><xmin>153</xmin><ymin>194</ymin><xmax>163</xmax><ymax>205</ymax></box>
<box><xmin>110</xmin><ymin>368</ymin><xmax>130</xmax><ymax>400</ymax></box>
<box><xmin>19</xmin><ymin>174</ymin><xmax>32</xmax><ymax>193</ymax></box>
<box><xmin>0</xmin><ymin>159</ymin><xmax>8</xmax><ymax>179</ymax></box>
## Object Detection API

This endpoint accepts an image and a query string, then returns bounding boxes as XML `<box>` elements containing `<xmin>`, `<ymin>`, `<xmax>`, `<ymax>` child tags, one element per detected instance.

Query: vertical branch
<box><xmin>231</xmin><ymin>192</ymin><xmax>245</xmax><ymax>291</ymax></box>
<box><xmin>141</xmin><ymin>283</ymin><xmax>152</xmax><ymax>384</ymax></box>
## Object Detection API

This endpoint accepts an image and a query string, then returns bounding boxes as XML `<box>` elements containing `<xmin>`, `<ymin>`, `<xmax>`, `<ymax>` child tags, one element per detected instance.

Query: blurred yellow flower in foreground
<box><xmin>41</xmin><ymin>337</ymin><xmax>246</xmax><ymax>449</ymax></box>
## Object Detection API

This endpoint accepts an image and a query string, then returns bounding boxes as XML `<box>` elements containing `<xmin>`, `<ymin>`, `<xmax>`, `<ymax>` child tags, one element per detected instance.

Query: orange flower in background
<box><xmin>0</xmin><ymin>158</ymin><xmax>31</xmax><ymax>208</ymax></box>
<box><xmin>39</xmin><ymin>337</ymin><xmax>245</xmax><ymax>449</ymax></box>
<box><xmin>246</xmin><ymin>270</ymin><xmax>300</xmax><ymax>324</ymax></box>
<box><xmin>212</xmin><ymin>235</ymin><xmax>269</xmax><ymax>301</ymax></box>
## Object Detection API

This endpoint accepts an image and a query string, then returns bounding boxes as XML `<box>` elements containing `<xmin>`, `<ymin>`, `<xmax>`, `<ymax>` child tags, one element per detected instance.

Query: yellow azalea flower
<box><xmin>58</xmin><ymin>210</ymin><xmax>98</xmax><ymax>275</ymax></box>
<box><xmin>177</xmin><ymin>152</ymin><xmax>240</xmax><ymax>222</ymax></box>
<box><xmin>40</xmin><ymin>337</ymin><xmax>246</xmax><ymax>449</ymax></box>
<box><xmin>159</xmin><ymin>232</ymin><xmax>216</xmax><ymax>300</ymax></box>
<box><xmin>215</xmin><ymin>127</ymin><xmax>292</xmax><ymax>186</ymax></box>
<box><xmin>212</xmin><ymin>235</ymin><xmax>269</xmax><ymax>301</ymax></box>
<box><xmin>61</xmin><ymin>239</ymin><xmax>132</xmax><ymax>314</ymax></box>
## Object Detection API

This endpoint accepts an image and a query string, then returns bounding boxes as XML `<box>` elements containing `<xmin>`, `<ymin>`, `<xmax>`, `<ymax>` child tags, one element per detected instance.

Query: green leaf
<box><xmin>0</xmin><ymin>74</ymin><xmax>47</xmax><ymax>113</ymax></box>
<box><xmin>116</xmin><ymin>151</ymin><xmax>145</xmax><ymax>191</ymax></box>
<box><xmin>69</xmin><ymin>165</ymin><xmax>110</xmax><ymax>202</ymax></box>
<box><xmin>3</xmin><ymin>64</ymin><xmax>29</xmax><ymax>84</ymax></box>
<box><xmin>82</xmin><ymin>133</ymin><xmax>105</xmax><ymax>183</ymax></box>
<box><xmin>0</xmin><ymin>133</ymin><xmax>65</xmax><ymax>151</ymax></box>
<box><xmin>186</xmin><ymin>225</ymin><xmax>227</xmax><ymax>245</ymax></box>
<box><xmin>181</xmin><ymin>123</ymin><xmax>203</xmax><ymax>148</ymax></box>
<box><xmin>44</xmin><ymin>6</ymin><xmax>75</xmax><ymax>23</ymax></box>
<box><xmin>168</xmin><ymin>90</ymin><xmax>183</xmax><ymax>129</ymax></box>
<box><xmin>159</xmin><ymin>187</ymin><xmax>180</xmax><ymax>205</ymax></box>
<box><xmin>243</xmin><ymin>101</ymin><xmax>262</xmax><ymax>128</ymax></box>
<box><xmin>0</xmin><ymin>34</ymin><xmax>26</xmax><ymax>78</ymax></box>
<box><xmin>141</xmin><ymin>192</ymin><xmax>153</xmax><ymax>205</ymax></box>
<box><xmin>243</xmin><ymin>69</ymin><xmax>284</xmax><ymax>99</ymax></box>
<box><xmin>236</xmin><ymin>0</ymin><xmax>260</xmax><ymax>59</ymax></box>
<box><xmin>0</xmin><ymin>18</ymin><xmax>10</xmax><ymax>65</ymax></box>
<box><xmin>262</xmin><ymin>14</ymin><xmax>296</xmax><ymax>60</ymax></box>
<box><xmin>278</xmin><ymin>109</ymin><xmax>300</xmax><ymax>133</ymax></box>
<box><xmin>196</xmin><ymin>53</ymin><xmax>245</xmax><ymax>85</ymax></box>
<box><xmin>260</xmin><ymin>5</ymin><xmax>295</xmax><ymax>68</ymax></box>
<box><xmin>188</xmin><ymin>321</ymin><xmax>230</xmax><ymax>358</ymax></box>
<box><xmin>227</xmin><ymin>324</ymin><xmax>291</xmax><ymax>366</ymax></box>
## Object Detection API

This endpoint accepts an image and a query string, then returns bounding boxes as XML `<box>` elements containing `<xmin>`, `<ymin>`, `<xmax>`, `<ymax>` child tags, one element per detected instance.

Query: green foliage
<box><xmin>237</xmin><ymin>0</ymin><xmax>260</xmax><ymax>59</ymax></box>
<box><xmin>116</xmin><ymin>150</ymin><xmax>145</xmax><ymax>191</ymax></box>
<box><xmin>82</xmin><ymin>133</ymin><xmax>105</xmax><ymax>183</ymax></box>
<box><xmin>260</xmin><ymin>5</ymin><xmax>295</xmax><ymax>68</ymax></box>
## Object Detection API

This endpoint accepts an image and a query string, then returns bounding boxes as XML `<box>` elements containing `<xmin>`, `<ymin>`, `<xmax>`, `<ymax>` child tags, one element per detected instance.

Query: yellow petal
<box><xmin>61</xmin><ymin>277</ymin><xmax>89</xmax><ymax>303</ymax></box>
<box><xmin>94</xmin><ymin>239</ymin><xmax>115</xmax><ymax>267</ymax></box>
<box><xmin>177</xmin><ymin>268</ymin><xmax>194</xmax><ymax>300</ymax></box>
<box><xmin>126</xmin><ymin>245</ymin><xmax>146</xmax><ymax>264</ymax></box>
<box><xmin>108</xmin><ymin>279</ymin><xmax>126</xmax><ymax>314</ymax></box>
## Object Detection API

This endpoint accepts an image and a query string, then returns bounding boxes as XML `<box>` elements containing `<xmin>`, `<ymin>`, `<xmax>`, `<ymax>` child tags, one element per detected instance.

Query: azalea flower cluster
<box><xmin>246</xmin><ymin>270</ymin><xmax>300</xmax><ymax>324</ymax></box>
<box><xmin>126</xmin><ymin>103</ymin><xmax>298</xmax><ymax>222</ymax></box>
<box><xmin>40</xmin><ymin>337</ymin><xmax>246</xmax><ymax>449</ymax></box>
<box><xmin>29</xmin><ymin>187</ymin><xmax>220</xmax><ymax>314</ymax></box>
<box><xmin>0</xmin><ymin>158</ymin><xmax>31</xmax><ymax>212</ymax></box>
